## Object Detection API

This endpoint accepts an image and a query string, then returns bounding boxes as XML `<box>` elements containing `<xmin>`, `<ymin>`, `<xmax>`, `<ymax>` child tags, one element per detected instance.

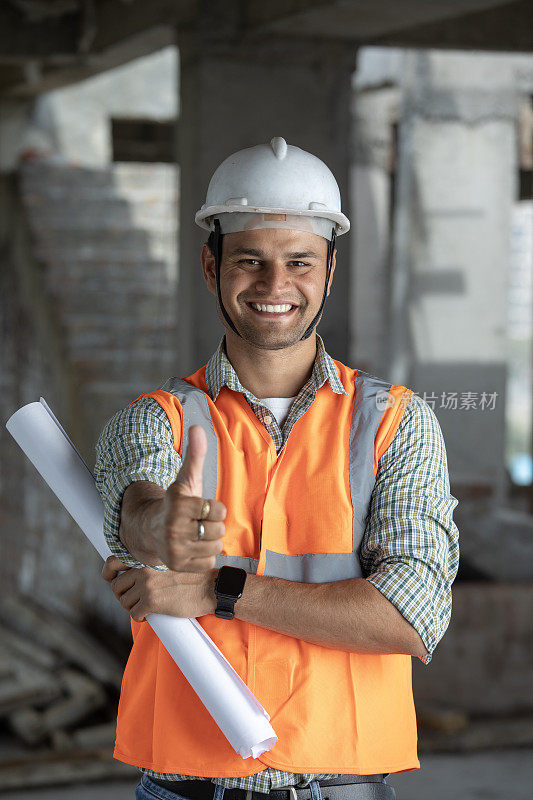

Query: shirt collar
<box><xmin>205</xmin><ymin>334</ymin><xmax>347</xmax><ymax>402</ymax></box>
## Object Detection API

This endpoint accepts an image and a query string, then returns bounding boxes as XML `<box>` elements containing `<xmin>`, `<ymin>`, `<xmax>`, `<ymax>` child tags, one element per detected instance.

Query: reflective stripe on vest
<box><xmin>159</xmin><ymin>377</ymin><xmax>218</xmax><ymax>499</ymax></box>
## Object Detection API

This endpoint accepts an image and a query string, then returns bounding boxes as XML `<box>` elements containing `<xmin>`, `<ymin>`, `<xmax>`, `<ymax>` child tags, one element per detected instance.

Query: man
<box><xmin>94</xmin><ymin>137</ymin><xmax>459</xmax><ymax>800</ymax></box>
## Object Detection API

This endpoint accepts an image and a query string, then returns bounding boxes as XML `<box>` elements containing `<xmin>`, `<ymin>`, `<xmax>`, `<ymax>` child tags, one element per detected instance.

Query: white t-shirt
<box><xmin>261</xmin><ymin>396</ymin><xmax>297</xmax><ymax>428</ymax></box>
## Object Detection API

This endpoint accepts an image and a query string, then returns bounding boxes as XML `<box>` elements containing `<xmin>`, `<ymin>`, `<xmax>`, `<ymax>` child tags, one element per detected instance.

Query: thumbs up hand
<box><xmin>151</xmin><ymin>425</ymin><xmax>226</xmax><ymax>572</ymax></box>
<box><xmin>173</xmin><ymin>424</ymin><xmax>207</xmax><ymax>498</ymax></box>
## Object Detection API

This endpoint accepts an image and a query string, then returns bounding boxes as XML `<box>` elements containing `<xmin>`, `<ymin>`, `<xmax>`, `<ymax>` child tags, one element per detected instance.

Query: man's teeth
<box><xmin>251</xmin><ymin>303</ymin><xmax>293</xmax><ymax>313</ymax></box>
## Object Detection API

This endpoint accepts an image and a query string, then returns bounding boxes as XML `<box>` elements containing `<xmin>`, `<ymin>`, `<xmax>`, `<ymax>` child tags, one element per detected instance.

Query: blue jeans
<box><xmin>135</xmin><ymin>777</ymin><xmax>324</xmax><ymax>800</ymax></box>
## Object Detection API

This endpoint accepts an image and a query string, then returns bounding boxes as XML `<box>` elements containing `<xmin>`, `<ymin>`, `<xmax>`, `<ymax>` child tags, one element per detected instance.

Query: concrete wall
<box><xmin>352</xmin><ymin>47</ymin><xmax>533</xmax><ymax>502</ymax></box>
<box><xmin>0</xmin><ymin>48</ymin><xmax>179</xmax><ymax>632</ymax></box>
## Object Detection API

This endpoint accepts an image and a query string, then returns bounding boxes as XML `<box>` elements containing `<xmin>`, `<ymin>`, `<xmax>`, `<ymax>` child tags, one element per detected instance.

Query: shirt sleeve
<box><xmin>359</xmin><ymin>392</ymin><xmax>460</xmax><ymax>665</ymax></box>
<box><xmin>93</xmin><ymin>396</ymin><xmax>182</xmax><ymax>570</ymax></box>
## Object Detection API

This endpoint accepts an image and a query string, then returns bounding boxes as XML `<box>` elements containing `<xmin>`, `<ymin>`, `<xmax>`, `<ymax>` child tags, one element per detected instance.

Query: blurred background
<box><xmin>0</xmin><ymin>1</ymin><xmax>532</xmax><ymax>798</ymax></box>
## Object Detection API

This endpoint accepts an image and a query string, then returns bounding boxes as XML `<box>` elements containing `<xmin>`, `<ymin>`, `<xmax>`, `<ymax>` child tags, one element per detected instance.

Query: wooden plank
<box><xmin>417</xmin><ymin>707</ymin><xmax>469</xmax><ymax>734</ymax></box>
<box><xmin>419</xmin><ymin>716</ymin><xmax>533</xmax><ymax>752</ymax></box>
<box><xmin>7</xmin><ymin>708</ymin><xmax>44</xmax><ymax>746</ymax></box>
<box><xmin>8</xmin><ymin>669</ymin><xmax>107</xmax><ymax>744</ymax></box>
<box><xmin>0</xmin><ymin>627</ymin><xmax>59</xmax><ymax>670</ymax></box>
<box><xmin>0</xmin><ymin>634</ymin><xmax>63</xmax><ymax>716</ymax></box>
<box><xmin>52</xmin><ymin>721</ymin><xmax>117</xmax><ymax>752</ymax></box>
<box><xmin>0</xmin><ymin>750</ymin><xmax>137</xmax><ymax>791</ymax></box>
<box><xmin>0</xmin><ymin>669</ymin><xmax>61</xmax><ymax>716</ymax></box>
<box><xmin>0</xmin><ymin>594</ymin><xmax>124</xmax><ymax>688</ymax></box>
<box><xmin>42</xmin><ymin>670</ymin><xmax>107</xmax><ymax>732</ymax></box>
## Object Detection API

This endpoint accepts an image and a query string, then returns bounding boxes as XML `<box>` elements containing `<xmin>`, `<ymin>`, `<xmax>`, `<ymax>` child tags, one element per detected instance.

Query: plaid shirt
<box><xmin>94</xmin><ymin>334</ymin><xmax>459</xmax><ymax>789</ymax></box>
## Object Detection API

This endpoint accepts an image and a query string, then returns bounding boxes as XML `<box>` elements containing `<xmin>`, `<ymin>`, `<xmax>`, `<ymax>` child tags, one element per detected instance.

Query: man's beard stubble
<box><xmin>218</xmin><ymin>294</ymin><xmax>315</xmax><ymax>351</ymax></box>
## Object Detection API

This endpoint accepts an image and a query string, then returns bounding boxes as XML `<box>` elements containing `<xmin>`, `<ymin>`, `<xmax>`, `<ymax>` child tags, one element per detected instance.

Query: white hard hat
<box><xmin>195</xmin><ymin>137</ymin><xmax>350</xmax><ymax>240</ymax></box>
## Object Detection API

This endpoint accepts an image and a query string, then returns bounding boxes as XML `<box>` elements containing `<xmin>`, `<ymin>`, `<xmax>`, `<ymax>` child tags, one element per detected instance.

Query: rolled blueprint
<box><xmin>6</xmin><ymin>398</ymin><xmax>277</xmax><ymax>759</ymax></box>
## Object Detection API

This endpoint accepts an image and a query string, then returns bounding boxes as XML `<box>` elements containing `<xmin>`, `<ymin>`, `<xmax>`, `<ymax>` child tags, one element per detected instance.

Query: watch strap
<box><xmin>215</xmin><ymin>594</ymin><xmax>237</xmax><ymax>620</ymax></box>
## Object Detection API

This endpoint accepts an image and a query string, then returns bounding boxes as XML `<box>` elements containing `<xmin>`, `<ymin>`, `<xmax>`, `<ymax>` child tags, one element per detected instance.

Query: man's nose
<box><xmin>255</xmin><ymin>264</ymin><xmax>291</xmax><ymax>295</ymax></box>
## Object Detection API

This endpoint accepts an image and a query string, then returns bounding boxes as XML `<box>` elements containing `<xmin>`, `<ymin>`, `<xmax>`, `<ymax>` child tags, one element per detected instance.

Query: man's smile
<box><xmin>245</xmin><ymin>301</ymin><xmax>299</xmax><ymax>318</ymax></box>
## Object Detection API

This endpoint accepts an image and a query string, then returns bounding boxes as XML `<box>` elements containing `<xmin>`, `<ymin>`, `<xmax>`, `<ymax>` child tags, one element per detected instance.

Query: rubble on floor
<box><xmin>0</xmin><ymin>593</ymin><xmax>137</xmax><ymax>792</ymax></box>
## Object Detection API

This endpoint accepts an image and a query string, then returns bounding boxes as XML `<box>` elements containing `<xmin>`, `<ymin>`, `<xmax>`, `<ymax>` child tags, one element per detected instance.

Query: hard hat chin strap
<box><xmin>300</xmin><ymin>227</ymin><xmax>336</xmax><ymax>341</ymax></box>
<box><xmin>212</xmin><ymin>218</ymin><xmax>336</xmax><ymax>343</ymax></box>
<box><xmin>213</xmin><ymin>218</ymin><xmax>243</xmax><ymax>338</ymax></box>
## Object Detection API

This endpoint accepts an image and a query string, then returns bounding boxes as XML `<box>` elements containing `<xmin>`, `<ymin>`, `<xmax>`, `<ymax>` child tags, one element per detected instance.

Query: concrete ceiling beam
<box><xmin>0</xmin><ymin>3</ymin><xmax>80</xmax><ymax>60</ymax></box>
<box><xmin>243</xmin><ymin>0</ymin><xmax>520</xmax><ymax>40</ymax></box>
<box><xmin>0</xmin><ymin>0</ymin><xmax>532</xmax><ymax>97</ymax></box>
<box><xmin>369</xmin><ymin>0</ymin><xmax>533</xmax><ymax>53</ymax></box>
<box><xmin>0</xmin><ymin>25</ymin><xmax>176</xmax><ymax>97</ymax></box>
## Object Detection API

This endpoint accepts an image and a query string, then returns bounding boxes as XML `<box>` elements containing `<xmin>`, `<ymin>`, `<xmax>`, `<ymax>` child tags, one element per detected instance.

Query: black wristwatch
<box><xmin>214</xmin><ymin>566</ymin><xmax>247</xmax><ymax>620</ymax></box>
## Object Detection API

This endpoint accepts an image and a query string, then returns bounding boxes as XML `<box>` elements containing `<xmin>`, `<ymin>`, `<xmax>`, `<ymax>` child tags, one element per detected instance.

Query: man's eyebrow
<box><xmin>286</xmin><ymin>250</ymin><xmax>321</xmax><ymax>259</ymax></box>
<box><xmin>227</xmin><ymin>247</ymin><xmax>265</xmax><ymax>258</ymax></box>
<box><xmin>227</xmin><ymin>247</ymin><xmax>321</xmax><ymax>259</ymax></box>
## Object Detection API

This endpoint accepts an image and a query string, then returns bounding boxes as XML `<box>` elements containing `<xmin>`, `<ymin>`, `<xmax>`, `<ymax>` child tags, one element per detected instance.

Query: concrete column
<box><xmin>176</xmin><ymin>26</ymin><xmax>356</xmax><ymax>374</ymax></box>
<box><xmin>390</xmin><ymin>50</ymin><xmax>520</xmax><ymax>504</ymax></box>
<box><xmin>350</xmin><ymin>70</ymin><xmax>401</xmax><ymax>376</ymax></box>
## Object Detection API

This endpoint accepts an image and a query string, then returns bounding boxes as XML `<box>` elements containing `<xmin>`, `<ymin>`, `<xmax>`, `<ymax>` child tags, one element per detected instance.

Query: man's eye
<box><xmin>290</xmin><ymin>261</ymin><xmax>309</xmax><ymax>267</ymax></box>
<box><xmin>239</xmin><ymin>259</ymin><xmax>261</xmax><ymax>266</ymax></box>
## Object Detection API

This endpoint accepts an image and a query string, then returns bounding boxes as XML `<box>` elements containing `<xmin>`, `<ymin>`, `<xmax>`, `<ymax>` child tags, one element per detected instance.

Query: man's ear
<box><xmin>326</xmin><ymin>249</ymin><xmax>337</xmax><ymax>297</ymax></box>
<box><xmin>201</xmin><ymin>243</ymin><xmax>217</xmax><ymax>294</ymax></box>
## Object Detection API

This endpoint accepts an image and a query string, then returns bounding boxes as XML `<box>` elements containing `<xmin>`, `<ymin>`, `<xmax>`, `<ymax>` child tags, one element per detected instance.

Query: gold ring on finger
<box><xmin>197</xmin><ymin>520</ymin><xmax>205</xmax><ymax>541</ymax></box>
<box><xmin>200</xmin><ymin>499</ymin><xmax>211</xmax><ymax>520</ymax></box>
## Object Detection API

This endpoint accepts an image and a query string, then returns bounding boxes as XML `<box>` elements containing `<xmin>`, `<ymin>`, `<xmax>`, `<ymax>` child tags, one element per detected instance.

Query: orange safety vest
<box><xmin>113</xmin><ymin>359</ymin><xmax>419</xmax><ymax>776</ymax></box>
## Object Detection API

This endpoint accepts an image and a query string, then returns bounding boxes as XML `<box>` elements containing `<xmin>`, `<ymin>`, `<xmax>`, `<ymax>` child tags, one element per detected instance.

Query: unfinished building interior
<box><xmin>1</xmin><ymin>0</ymin><xmax>532</xmax><ymax>796</ymax></box>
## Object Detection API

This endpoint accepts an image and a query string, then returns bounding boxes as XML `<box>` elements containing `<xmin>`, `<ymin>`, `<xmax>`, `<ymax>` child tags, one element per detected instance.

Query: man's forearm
<box><xmin>229</xmin><ymin>572</ymin><xmax>429</xmax><ymax>659</ymax></box>
<box><xmin>120</xmin><ymin>483</ymin><xmax>429</xmax><ymax>658</ymax></box>
<box><xmin>119</xmin><ymin>481</ymin><xmax>166</xmax><ymax>566</ymax></box>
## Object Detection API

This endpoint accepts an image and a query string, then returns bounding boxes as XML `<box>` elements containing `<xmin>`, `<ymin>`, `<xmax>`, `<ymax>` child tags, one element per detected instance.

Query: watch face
<box><xmin>217</xmin><ymin>567</ymin><xmax>246</xmax><ymax>596</ymax></box>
